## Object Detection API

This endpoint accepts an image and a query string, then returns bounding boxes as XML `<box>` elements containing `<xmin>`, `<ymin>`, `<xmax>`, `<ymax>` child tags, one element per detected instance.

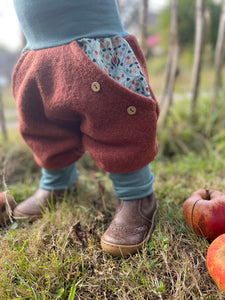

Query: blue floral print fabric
<box><xmin>78</xmin><ymin>36</ymin><xmax>152</xmax><ymax>97</ymax></box>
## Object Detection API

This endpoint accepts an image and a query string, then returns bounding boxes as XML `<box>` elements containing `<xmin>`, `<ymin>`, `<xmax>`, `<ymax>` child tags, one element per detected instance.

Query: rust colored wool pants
<box><xmin>12</xmin><ymin>35</ymin><xmax>159</xmax><ymax>173</ymax></box>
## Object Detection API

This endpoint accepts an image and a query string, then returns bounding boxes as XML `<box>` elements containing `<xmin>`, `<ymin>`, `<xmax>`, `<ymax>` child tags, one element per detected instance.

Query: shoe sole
<box><xmin>13</xmin><ymin>210</ymin><xmax>43</xmax><ymax>222</ymax></box>
<box><xmin>101</xmin><ymin>200</ymin><xmax>159</xmax><ymax>257</ymax></box>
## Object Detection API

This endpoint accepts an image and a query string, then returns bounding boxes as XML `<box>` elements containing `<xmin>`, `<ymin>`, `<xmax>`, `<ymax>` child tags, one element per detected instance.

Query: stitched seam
<box><xmin>139</xmin><ymin>197</ymin><xmax>154</xmax><ymax>223</ymax></box>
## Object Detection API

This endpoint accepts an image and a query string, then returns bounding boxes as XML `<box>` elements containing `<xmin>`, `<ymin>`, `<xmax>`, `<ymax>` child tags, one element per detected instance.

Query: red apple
<box><xmin>183</xmin><ymin>189</ymin><xmax>225</xmax><ymax>240</ymax></box>
<box><xmin>207</xmin><ymin>234</ymin><xmax>225</xmax><ymax>294</ymax></box>
<box><xmin>0</xmin><ymin>192</ymin><xmax>16</xmax><ymax>225</ymax></box>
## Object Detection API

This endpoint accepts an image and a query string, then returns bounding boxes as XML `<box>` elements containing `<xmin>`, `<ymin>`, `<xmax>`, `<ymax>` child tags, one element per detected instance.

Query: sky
<box><xmin>0</xmin><ymin>0</ymin><xmax>167</xmax><ymax>52</ymax></box>
<box><xmin>0</xmin><ymin>0</ymin><xmax>22</xmax><ymax>51</ymax></box>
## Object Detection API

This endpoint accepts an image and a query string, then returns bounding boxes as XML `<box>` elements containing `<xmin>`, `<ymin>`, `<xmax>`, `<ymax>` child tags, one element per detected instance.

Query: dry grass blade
<box><xmin>3</xmin><ymin>191</ymin><xmax>16</xmax><ymax>224</ymax></box>
<box><xmin>98</xmin><ymin>180</ymin><xmax>107</xmax><ymax>211</ymax></box>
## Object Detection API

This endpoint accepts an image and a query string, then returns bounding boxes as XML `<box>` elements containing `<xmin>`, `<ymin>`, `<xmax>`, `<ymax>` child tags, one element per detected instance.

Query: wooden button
<box><xmin>91</xmin><ymin>82</ymin><xmax>101</xmax><ymax>92</ymax></box>
<box><xmin>127</xmin><ymin>106</ymin><xmax>137</xmax><ymax>115</ymax></box>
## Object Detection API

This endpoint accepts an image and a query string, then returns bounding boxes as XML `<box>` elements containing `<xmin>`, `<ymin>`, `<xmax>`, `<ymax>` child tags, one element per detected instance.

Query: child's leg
<box><xmin>109</xmin><ymin>164</ymin><xmax>154</xmax><ymax>200</ymax></box>
<box><xmin>101</xmin><ymin>164</ymin><xmax>158</xmax><ymax>257</ymax></box>
<box><xmin>13</xmin><ymin>163</ymin><xmax>78</xmax><ymax>221</ymax></box>
<box><xmin>40</xmin><ymin>163</ymin><xmax>79</xmax><ymax>191</ymax></box>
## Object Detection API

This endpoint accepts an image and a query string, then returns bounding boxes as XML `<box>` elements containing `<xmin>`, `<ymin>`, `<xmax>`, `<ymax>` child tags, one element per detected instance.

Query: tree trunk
<box><xmin>141</xmin><ymin>0</ymin><xmax>149</xmax><ymax>57</ymax></box>
<box><xmin>190</xmin><ymin>0</ymin><xmax>205</xmax><ymax>124</ymax></box>
<box><xmin>213</xmin><ymin>0</ymin><xmax>225</xmax><ymax>98</ymax></box>
<box><xmin>0</xmin><ymin>90</ymin><xmax>8</xmax><ymax>140</ymax></box>
<box><xmin>160</xmin><ymin>0</ymin><xmax>179</xmax><ymax>126</ymax></box>
<box><xmin>205</xmin><ymin>0</ymin><xmax>225</xmax><ymax>136</ymax></box>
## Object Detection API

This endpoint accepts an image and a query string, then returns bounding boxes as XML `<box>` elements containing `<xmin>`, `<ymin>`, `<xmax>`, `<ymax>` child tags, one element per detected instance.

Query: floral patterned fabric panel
<box><xmin>78</xmin><ymin>36</ymin><xmax>152</xmax><ymax>98</ymax></box>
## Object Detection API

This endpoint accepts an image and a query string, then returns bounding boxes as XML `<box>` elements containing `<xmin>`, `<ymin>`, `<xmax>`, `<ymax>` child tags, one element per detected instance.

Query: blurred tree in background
<box><xmin>207</xmin><ymin>0</ymin><xmax>222</xmax><ymax>46</ymax></box>
<box><xmin>158</xmin><ymin>0</ymin><xmax>220</xmax><ymax>50</ymax></box>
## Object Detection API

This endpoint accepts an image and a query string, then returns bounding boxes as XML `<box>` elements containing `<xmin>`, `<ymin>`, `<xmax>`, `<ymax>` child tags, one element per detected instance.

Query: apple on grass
<box><xmin>183</xmin><ymin>189</ymin><xmax>225</xmax><ymax>241</ymax></box>
<box><xmin>207</xmin><ymin>234</ymin><xmax>225</xmax><ymax>294</ymax></box>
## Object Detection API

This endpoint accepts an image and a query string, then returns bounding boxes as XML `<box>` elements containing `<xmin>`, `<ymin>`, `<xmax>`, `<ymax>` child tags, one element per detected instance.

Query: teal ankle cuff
<box><xmin>109</xmin><ymin>164</ymin><xmax>155</xmax><ymax>200</ymax></box>
<box><xmin>40</xmin><ymin>163</ymin><xmax>79</xmax><ymax>190</ymax></box>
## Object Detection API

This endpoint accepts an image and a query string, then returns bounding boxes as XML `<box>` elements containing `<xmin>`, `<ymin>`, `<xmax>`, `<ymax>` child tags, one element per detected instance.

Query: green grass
<box><xmin>0</xmin><ymin>60</ymin><xmax>225</xmax><ymax>298</ymax></box>
<box><xmin>0</xmin><ymin>114</ymin><xmax>224</xmax><ymax>299</ymax></box>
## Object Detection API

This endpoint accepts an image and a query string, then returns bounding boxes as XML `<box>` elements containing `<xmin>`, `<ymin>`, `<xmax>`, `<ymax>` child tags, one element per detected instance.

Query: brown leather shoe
<box><xmin>101</xmin><ymin>193</ymin><xmax>158</xmax><ymax>257</ymax></box>
<box><xmin>13</xmin><ymin>188</ymin><xmax>67</xmax><ymax>221</ymax></box>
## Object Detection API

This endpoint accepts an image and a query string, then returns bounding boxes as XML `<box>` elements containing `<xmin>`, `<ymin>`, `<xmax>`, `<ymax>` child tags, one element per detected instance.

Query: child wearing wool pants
<box><xmin>12</xmin><ymin>0</ymin><xmax>159</xmax><ymax>256</ymax></box>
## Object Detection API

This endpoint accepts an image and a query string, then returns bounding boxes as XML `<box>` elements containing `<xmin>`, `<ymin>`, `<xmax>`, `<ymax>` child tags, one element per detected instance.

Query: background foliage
<box><xmin>158</xmin><ymin>0</ymin><xmax>221</xmax><ymax>50</ymax></box>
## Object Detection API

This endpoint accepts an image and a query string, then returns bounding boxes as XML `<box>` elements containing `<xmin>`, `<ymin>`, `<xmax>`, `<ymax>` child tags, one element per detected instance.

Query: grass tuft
<box><xmin>0</xmin><ymin>93</ymin><xmax>224</xmax><ymax>298</ymax></box>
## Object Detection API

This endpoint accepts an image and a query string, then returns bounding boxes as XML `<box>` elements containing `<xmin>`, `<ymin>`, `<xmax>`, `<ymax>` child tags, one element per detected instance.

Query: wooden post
<box><xmin>190</xmin><ymin>0</ymin><xmax>205</xmax><ymax>124</ymax></box>
<box><xmin>160</xmin><ymin>0</ymin><xmax>179</xmax><ymax>126</ymax></box>
<box><xmin>141</xmin><ymin>0</ymin><xmax>149</xmax><ymax>57</ymax></box>
<box><xmin>0</xmin><ymin>89</ymin><xmax>8</xmax><ymax>140</ymax></box>
<box><xmin>205</xmin><ymin>0</ymin><xmax>225</xmax><ymax>136</ymax></box>
<box><xmin>214</xmin><ymin>0</ymin><xmax>225</xmax><ymax>96</ymax></box>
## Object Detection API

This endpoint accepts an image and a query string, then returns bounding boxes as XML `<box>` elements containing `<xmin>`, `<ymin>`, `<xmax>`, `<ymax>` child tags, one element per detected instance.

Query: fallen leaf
<box><xmin>69</xmin><ymin>221</ymin><xmax>88</xmax><ymax>248</ymax></box>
